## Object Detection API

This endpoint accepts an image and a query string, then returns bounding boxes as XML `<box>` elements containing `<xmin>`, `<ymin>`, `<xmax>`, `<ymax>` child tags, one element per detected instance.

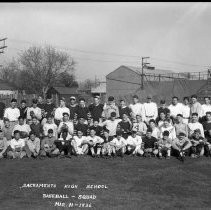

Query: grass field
<box><xmin>0</xmin><ymin>156</ymin><xmax>210</xmax><ymax>210</ymax></box>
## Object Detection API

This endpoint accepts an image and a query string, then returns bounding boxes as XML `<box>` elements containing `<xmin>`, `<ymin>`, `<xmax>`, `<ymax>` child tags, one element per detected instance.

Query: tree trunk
<box><xmin>42</xmin><ymin>86</ymin><xmax>49</xmax><ymax>100</ymax></box>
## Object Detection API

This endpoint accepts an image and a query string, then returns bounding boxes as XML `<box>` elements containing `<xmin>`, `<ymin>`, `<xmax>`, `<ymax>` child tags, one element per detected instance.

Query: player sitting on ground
<box><xmin>190</xmin><ymin>129</ymin><xmax>207</xmax><ymax>158</ymax></box>
<box><xmin>109</xmin><ymin>130</ymin><xmax>127</xmax><ymax>157</ymax></box>
<box><xmin>157</xmin><ymin>130</ymin><xmax>172</xmax><ymax>159</ymax></box>
<box><xmin>86</xmin><ymin>129</ymin><xmax>104</xmax><ymax>158</ymax></box>
<box><xmin>126</xmin><ymin>130</ymin><xmax>143</xmax><ymax>156</ymax></box>
<box><xmin>71</xmin><ymin>130</ymin><xmax>89</xmax><ymax>156</ymax></box>
<box><xmin>6</xmin><ymin>130</ymin><xmax>30</xmax><ymax>159</ymax></box>
<box><xmin>40</xmin><ymin>129</ymin><xmax>60</xmax><ymax>158</ymax></box>
<box><xmin>55</xmin><ymin>127</ymin><xmax>72</xmax><ymax>158</ymax></box>
<box><xmin>26</xmin><ymin>131</ymin><xmax>40</xmax><ymax>158</ymax></box>
<box><xmin>171</xmin><ymin>132</ymin><xmax>192</xmax><ymax>162</ymax></box>
<box><xmin>142</xmin><ymin>128</ymin><xmax>158</xmax><ymax>158</ymax></box>
<box><xmin>101</xmin><ymin>128</ymin><xmax>113</xmax><ymax>158</ymax></box>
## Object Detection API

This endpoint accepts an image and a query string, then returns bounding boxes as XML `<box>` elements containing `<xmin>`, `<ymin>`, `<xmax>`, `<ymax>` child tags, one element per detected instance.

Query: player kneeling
<box><xmin>40</xmin><ymin>129</ymin><xmax>60</xmax><ymax>158</ymax></box>
<box><xmin>190</xmin><ymin>129</ymin><xmax>207</xmax><ymax>158</ymax></box>
<box><xmin>158</xmin><ymin>131</ymin><xmax>172</xmax><ymax>159</ymax></box>
<box><xmin>86</xmin><ymin>129</ymin><xmax>104</xmax><ymax>158</ymax></box>
<box><xmin>71</xmin><ymin>130</ymin><xmax>89</xmax><ymax>156</ymax></box>
<box><xmin>126</xmin><ymin>130</ymin><xmax>144</xmax><ymax>156</ymax></box>
<box><xmin>109</xmin><ymin>131</ymin><xmax>127</xmax><ymax>157</ymax></box>
<box><xmin>142</xmin><ymin>128</ymin><xmax>158</xmax><ymax>157</ymax></box>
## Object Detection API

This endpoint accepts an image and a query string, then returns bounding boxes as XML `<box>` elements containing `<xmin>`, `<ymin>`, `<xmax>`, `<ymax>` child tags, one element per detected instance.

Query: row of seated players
<box><xmin>0</xmin><ymin>117</ymin><xmax>210</xmax><ymax>161</ymax></box>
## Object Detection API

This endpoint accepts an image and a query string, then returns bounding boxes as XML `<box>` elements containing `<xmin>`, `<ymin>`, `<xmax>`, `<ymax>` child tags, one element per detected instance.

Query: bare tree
<box><xmin>19</xmin><ymin>45</ymin><xmax>75</xmax><ymax>98</ymax></box>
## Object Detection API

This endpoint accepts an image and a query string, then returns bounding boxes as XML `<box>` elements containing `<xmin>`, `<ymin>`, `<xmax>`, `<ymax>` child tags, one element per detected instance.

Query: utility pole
<box><xmin>0</xmin><ymin>38</ymin><xmax>7</xmax><ymax>54</ymax></box>
<box><xmin>141</xmin><ymin>56</ymin><xmax>150</xmax><ymax>90</ymax></box>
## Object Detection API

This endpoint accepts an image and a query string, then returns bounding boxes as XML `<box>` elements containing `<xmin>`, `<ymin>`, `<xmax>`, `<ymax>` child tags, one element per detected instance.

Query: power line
<box><xmin>9</xmin><ymin>38</ymin><xmax>140</xmax><ymax>58</ymax></box>
<box><xmin>151</xmin><ymin>57</ymin><xmax>208</xmax><ymax>68</ymax></box>
<box><xmin>8</xmin><ymin>38</ymin><xmax>210</xmax><ymax>68</ymax></box>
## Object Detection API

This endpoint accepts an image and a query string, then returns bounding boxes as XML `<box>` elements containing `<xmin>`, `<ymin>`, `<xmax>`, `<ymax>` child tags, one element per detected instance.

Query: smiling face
<box><xmin>30</xmin><ymin>133</ymin><xmax>36</xmax><ymax>141</ymax></box>
<box><xmin>77</xmin><ymin>130</ymin><xmax>83</xmax><ymax>138</ymax></box>
<box><xmin>90</xmin><ymin>129</ymin><xmax>96</xmax><ymax>137</ymax></box>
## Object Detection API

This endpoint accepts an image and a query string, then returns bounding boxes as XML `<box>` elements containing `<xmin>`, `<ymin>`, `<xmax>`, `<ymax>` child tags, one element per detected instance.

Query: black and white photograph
<box><xmin>0</xmin><ymin>2</ymin><xmax>211</xmax><ymax>210</ymax></box>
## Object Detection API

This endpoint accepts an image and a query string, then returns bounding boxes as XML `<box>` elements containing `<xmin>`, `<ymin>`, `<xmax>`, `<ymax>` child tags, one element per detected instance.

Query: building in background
<box><xmin>106</xmin><ymin>65</ymin><xmax>209</xmax><ymax>104</ymax></box>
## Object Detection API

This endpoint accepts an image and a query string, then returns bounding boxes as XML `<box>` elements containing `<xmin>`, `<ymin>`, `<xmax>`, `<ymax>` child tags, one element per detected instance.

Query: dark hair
<box><xmin>18</xmin><ymin>116</ymin><xmax>24</xmax><ymax>120</ymax></box>
<box><xmin>146</xmin><ymin>128</ymin><xmax>153</xmax><ymax>133</ymax></box>
<box><xmin>163</xmin><ymin>130</ymin><xmax>169</xmax><ymax>136</ymax></box>
<box><xmin>133</xmin><ymin>95</ymin><xmax>138</xmax><ymax>99</ymax></box>
<box><xmin>14</xmin><ymin>130</ymin><xmax>20</xmax><ymax>135</ymax></box>
<box><xmin>204</xmin><ymin>96</ymin><xmax>210</xmax><ymax>100</ymax></box>
<box><xmin>111</xmin><ymin>112</ymin><xmax>116</xmax><ymax>117</ymax></box>
<box><xmin>192</xmin><ymin>112</ymin><xmax>198</xmax><ymax>117</ymax></box>
<box><xmin>21</xmin><ymin>100</ymin><xmax>26</xmax><ymax>104</ymax></box>
<box><xmin>63</xmin><ymin>112</ymin><xmax>69</xmax><ymax>116</ymax></box>
<box><xmin>149</xmin><ymin>119</ymin><xmax>156</xmax><ymax>124</ymax></box>
<box><xmin>32</xmin><ymin>99</ymin><xmax>38</xmax><ymax>104</ymax></box>
<box><xmin>206</xmin><ymin>111</ymin><xmax>211</xmax><ymax>115</ymax></box>
<box><xmin>108</xmin><ymin>96</ymin><xmax>114</xmax><ymax>101</ymax></box>
<box><xmin>183</xmin><ymin>97</ymin><xmax>189</xmax><ymax>101</ymax></box>
<box><xmin>160</xmin><ymin>100</ymin><xmax>165</xmax><ymax>104</ymax></box>
<box><xmin>29</xmin><ymin>131</ymin><xmax>36</xmax><ymax>136</ymax></box>
<box><xmin>179</xmin><ymin>132</ymin><xmax>186</xmax><ymax>137</ymax></box>
<box><xmin>177</xmin><ymin>114</ymin><xmax>183</xmax><ymax>118</ymax></box>
<box><xmin>191</xmin><ymin>94</ymin><xmax>197</xmax><ymax>99</ymax></box>
<box><xmin>48</xmin><ymin>129</ymin><xmax>53</xmax><ymax>134</ymax></box>
<box><xmin>103</xmin><ymin>128</ymin><xmax>109</xmax><ymax>133</ymax></box>
<box><xmin>11</xmin><ymin>98</ymin><xmax>17</xmax><ymax>103</ymax></box>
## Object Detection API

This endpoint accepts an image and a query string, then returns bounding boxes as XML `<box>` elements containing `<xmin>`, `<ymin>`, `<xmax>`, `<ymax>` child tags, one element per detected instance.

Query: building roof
<box><xmin>0</xmin><ymin>79</ymin><xmax>16</xmax><ymax>90</ymax></box>
<box><xmin>124</xmin><ymin>65</ymin><xmax>175</xmax><ymax>75</ymax></box>
<box><xmin>52</xmin><ymin>86</ymin><xmax>78</xmax><ymax>95</ymax></box>
<box><xmin>91</xmin><ymin>82</ymin><xmax>106</xmax><ymax>93</ymax></box>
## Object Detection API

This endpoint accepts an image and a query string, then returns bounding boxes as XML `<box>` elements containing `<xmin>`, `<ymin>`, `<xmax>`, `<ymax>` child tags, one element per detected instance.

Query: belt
<box><xmin>146</xmin><ymin>115</ymin><xmax>154</xmax><ymax>118</ymax></box>
<box><xmin>183</xmin><ymin>117</ymin><xmax>189</xmax><ymax>119</ymax></box>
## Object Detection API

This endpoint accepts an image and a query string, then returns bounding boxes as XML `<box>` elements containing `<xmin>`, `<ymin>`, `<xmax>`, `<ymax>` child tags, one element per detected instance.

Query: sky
<box><xmin>0</xmin><ymin>2</ymin><xmax>211</xmax><ymax>81</ymax></box>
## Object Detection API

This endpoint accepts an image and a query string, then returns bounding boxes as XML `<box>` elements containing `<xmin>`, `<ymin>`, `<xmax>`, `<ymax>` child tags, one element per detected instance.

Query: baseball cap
<box><xmin>94</xmin><ymin>94</ymin><xmax>100</xmax><ymax>99</ymax></box>
<box><xmin>70</xmin><ymin>96</ymin><xmax>76</xmax><ymax>100</ymax></box>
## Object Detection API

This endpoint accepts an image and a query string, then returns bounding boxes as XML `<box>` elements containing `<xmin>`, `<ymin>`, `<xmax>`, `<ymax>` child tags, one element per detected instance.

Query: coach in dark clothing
<box><xmin>119</xmin><ymin>99</ymin><xmax>131</xmax><ymax>119</ymax></box>
<box><xmin>18</xmin><ymin>100</ymin><xmax>28</xmax><ymax>120</ymax></box>
<box><xmin>88</xmin><ymin>95</ymin><xmax>104</xmax><ymax>121</ymax></box>
<box><xmin>158</xmin><ymin>100</ymin><xmax>170</xmax><ymax>116</ymax></box>
<box><xmin>74</xmin><ymin>117</ymin><xmax>89</xmax><ymax>136</ymax></box>
<box><xmin>75</xmin><ymin>98</ymin><xmax>89</xmax><ymax>120</ymax></box>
